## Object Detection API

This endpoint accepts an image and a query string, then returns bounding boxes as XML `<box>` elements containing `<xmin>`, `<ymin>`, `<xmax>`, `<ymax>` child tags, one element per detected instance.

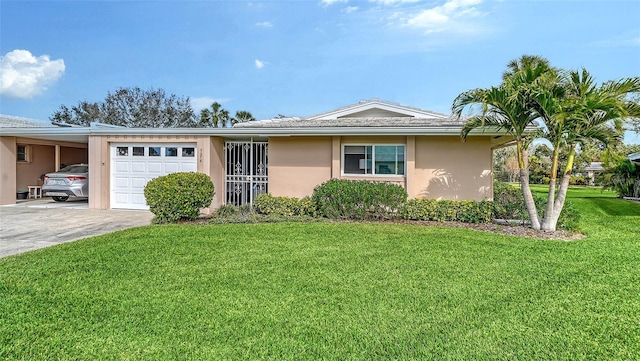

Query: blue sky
<box><xmin>1</xmin><ymin>0</ymin><xmax>639</xmax><ymax>142</ymax></box>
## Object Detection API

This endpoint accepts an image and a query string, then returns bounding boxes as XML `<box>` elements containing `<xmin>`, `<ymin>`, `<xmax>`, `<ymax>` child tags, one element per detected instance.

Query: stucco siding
<box><xmin>16</xmin><ymin>145</ymin><xmax>55</xmax><ymax>191</ymax></box>
<box><xmin>89</xmin><ymin>135</ymin><xmax>218</xmax><ymax>210</ymax></box>
<box><xmin>268</xmin><ymin>137</ymin><xmax>332</xmax><ymax>198</ymax></box>
<box><xmin>414</xmin><ymin>136</ymin><xmax>492</xmax><ymax>200</ymax></box>
<box><xmin>0</xmin><ymin>137</ymin><xmax>17</xmax><ymax>204</ymax></box>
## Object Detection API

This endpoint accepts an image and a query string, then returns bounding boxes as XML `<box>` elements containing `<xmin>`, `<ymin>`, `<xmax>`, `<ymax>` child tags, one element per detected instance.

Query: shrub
<box><xmin>570</xmin><ymin>175</ymin><xmax>588</xmax><ymax>186</ymax></box>
<box><xmin>493</xmin><ymin>182</ymin><xmax>532</xmax><ymax>220</ymax></box>
<box><xmin>253</xmin><ymin>194</ymin><xmax>318</xmax><ymax>217</ymax></box>
<box><xmin>312</xmin><ymin>179</ymin><xmax>407</xmax><ymax>220</ymax></box>
<box><xmin>601</xmin><ymin>159</ymin><xmax>640</xmax><ymax>198</ymax></box>
<box><xmin>493</xmin><ymin>182</ymin><xmax>580</xmax><ymax>230</ymax></box>
<box><xmin>401</xmin><ymin>199</ymin><xmax>494</xmax><ymax>223</ymax></box>
<box><xmin>144</xmin><ymin>172</ymin><xmax>215</xmax><ymax>223</ymax></box>
<box><xmin>211</xmin><ymin>202</ymin><xmax>318</xmax><ymax>224</ymax></box>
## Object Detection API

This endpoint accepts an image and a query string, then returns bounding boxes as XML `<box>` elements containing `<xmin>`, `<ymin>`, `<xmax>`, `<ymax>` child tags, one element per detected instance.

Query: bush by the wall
<box><xmin>253</xmin><ymin>194</ymin><xmax>317</xmax><ymax>217</ymax></box>
<box><xmin>401</xmin><ymin>199</ymin><xmax>494</xmax><ymax>223</ymax></box>
<box><xmin>144</xmin><ymin>172</ymin><xmax>215</xmax><ymax>223</ymax></box>
<box><xmin>312</xmin><ymin>179</ymin><xmax>407</xmax><ymax>220</ymax></box>
<box><xmin>493</xmin><ymin>182</ymin><xmax>532</xmax><ymax>220</ymax></box>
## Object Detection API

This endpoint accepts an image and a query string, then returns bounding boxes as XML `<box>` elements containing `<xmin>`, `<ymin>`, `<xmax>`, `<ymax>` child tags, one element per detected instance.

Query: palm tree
<box><xmin>456</xmin><ymin>55</ymin><xmax>640</xmax><ymax>232</ymax></box>
<box><xmin>231</xmin><ymin>110</ymin><xmax>255</xmax><ymax>125</ymax></box>
<box><xmin>453</xmin><ymin>55</ymin><xmax>554</xmax><ymax>230</ymax></box>
<box><xmin>199</xmin><ymin>102</ymin><xmax>230</xmax><ymax>128</ymax></box>
<box><xmin>534</xmin><ymin>70</ymin><xmax>640</xmax><ymax>230</ymax></box>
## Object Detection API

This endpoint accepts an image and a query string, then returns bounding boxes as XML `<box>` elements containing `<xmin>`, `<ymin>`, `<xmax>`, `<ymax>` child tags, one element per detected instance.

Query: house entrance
<box><xmin>224</xmin><ymin>140</ymin><xmax>268</xmax><ymax>206</ymax></box>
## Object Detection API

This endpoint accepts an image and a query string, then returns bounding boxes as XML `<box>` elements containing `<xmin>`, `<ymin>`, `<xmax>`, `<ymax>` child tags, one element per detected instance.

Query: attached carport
<box><xmin>1</xmin><ymin>122</ymin><xmax>90</xmax><ymax>207</ymax></box>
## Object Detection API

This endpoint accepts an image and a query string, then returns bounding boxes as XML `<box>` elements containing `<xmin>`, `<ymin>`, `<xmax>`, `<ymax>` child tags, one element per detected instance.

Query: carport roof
<box><xmin>0</xmin><ymin>115</ymin><xmax>58</xmax><ymax>128</ymax></box>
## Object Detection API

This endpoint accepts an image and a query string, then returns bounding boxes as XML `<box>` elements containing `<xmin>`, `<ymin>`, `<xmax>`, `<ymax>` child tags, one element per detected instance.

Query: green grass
<box><xmin>1</xmin><ymin>191</ymin><xmax>639</xmax><ymax>360</ymax></box>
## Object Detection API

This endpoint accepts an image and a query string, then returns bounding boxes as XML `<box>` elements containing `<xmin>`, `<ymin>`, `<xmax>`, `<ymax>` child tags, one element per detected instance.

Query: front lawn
<box><xmin>1</xmin><ymin>192</ymin><xmax>639</xmax><ymax>360</ymax></box>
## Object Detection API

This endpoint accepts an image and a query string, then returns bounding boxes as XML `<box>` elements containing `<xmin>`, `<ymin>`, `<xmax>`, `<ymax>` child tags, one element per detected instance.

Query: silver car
<box><xmin>42</xmin><ymin>164</ymin><xmax>89</xmax><ymax>202</ymax></box>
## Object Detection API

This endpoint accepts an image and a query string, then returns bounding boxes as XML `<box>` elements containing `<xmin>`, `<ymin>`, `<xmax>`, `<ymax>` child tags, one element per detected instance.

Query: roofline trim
<box><xmin>0</xmin><ymin>126</ymin><xmax>512</xmax><ymax>138</ymax></box>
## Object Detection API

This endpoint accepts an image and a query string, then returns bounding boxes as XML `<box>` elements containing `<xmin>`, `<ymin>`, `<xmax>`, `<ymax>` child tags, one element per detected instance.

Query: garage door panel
<box><xmin>111</xmin><ymin>143</ymin><xmax>197</xmax><ymax>210</ymax></box>
<box><xmin>131</xmin><ymin>194</ymin><xmax>147</xmax><ymax>205</ymax></box>
<box><xmin>148</xmin><ymin>162</ymin><xmax>162</xmax><ymax>173</ymax></box>
<box><xmin>182</xmin><ymin>164</ymin><xmax>197</xmax><ymax>172</ymax></box>
<box><xmin>115</xmin><ymin>177</ymin><xmax>129</xmax><ymax>188</ymax></box>
<box><xmin>115</xmin><ymin>161</ymin><xmax>129</xmax><ymax>172</ymax></box>
<box><xmin>131</xmin><ymin>162</ymin><xmax>146</xmax><ymax>172</ymax></box>
<box><xmin>165</xmin><ymin>162</ymin><xmax>179</xmax><ymax>173</ymax></box>
<box><xmin>131</xmin><ymin>177</ymin><xmax>147</xmax><ymax>189</ymax></box>
<box><xmin>114</xmin><ymin>192</ymin><xmax>130</xmax><ymax>204</ymax></box>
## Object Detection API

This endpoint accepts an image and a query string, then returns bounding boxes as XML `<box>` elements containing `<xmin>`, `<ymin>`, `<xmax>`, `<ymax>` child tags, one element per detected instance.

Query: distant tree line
<box><xmin>50</xmin><ymin>87</ymin><xmax>255</xmax><ymax>128</ymax></box>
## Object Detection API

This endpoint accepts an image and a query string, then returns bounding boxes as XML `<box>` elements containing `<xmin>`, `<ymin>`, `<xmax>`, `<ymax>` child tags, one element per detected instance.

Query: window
<box><xmin>17</xmin><ymin>145</ymin><xmax>28</xmax><ymax>162</ymax></box>
<box><xmin>165</xmin><ymin>147</ymin><xmax>178</xmax><ymax>157</ymax></box>
<box><xmin>117</xmin><ymin>147</ymin><xmax>128</xmax><ymax>156</ymax></box>
<box><xmin>343</xmin><ymin>145</ymin><xmax>405</xmax><ymax>176</ymax></box>
<box><xmin>182</xmin><ymin>147</ymin><xmax>195</xmax><ymax>157</ymax></box>
<box><xmin>149</xmin><ymin>147</ymin><xmax>161</xmax><ymax>156</ymax></box>
<box><xmin>133</xmin><ymin>147</ymin><xmax>145</xmax><ymax>156</ymax></box>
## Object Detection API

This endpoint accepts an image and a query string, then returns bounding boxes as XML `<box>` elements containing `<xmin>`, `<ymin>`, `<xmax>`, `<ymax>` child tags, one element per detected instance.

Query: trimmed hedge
<box><xmin>311</xmin><ymin>179</ymin><xmax>407</xmax><ymax>220</ymax></box>
<box><xmin>144</xmin><ymin>172</ymin><xmax>215</xmax><ymax>223</ymax></box>
<box><xmin>401</xmin><ymin>199</ymin><xmax>494</xmax><ymax>223</ymax></box>
<box><xmin>253</xmin><ymin>194</ymin><xmax>317</xmax><ymax>217</ymax></box>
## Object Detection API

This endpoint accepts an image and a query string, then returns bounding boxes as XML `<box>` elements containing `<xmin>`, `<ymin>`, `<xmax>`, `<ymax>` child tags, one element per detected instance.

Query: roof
<box><xmin>233</xmin><ymin>117</ymin><xmax>465</xmax><ymax>129</ymax></box>
<box><xmin>235</xmin><ymin>98</ymin><xmax>455</xmax><ymax>129</ymax></box>
<box><xmin>0</xmin><ymin>114</ymin><xmax>57</xmax><ymax>128</ymax></box>
<box><xmin>584</xmin><ymin>162</ymin><xmax>604</xmax><ymax>171</ymax></box>
<box><xmin>0</xmin><ymin>99</ymin><xmax>512</xmax><ymax>146</ymax></box>
<box><xmin>629</xmin><ymin>152</ymin><xmax>640</xmax><ymax>162</ymax></box>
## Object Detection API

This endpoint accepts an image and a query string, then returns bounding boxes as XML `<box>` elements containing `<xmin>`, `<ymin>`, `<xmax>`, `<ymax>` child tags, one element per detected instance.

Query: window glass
<box><xmin>343</xmin><ymin>145</ymin><xmax>404</xmax><ymax>176</ymax></box>
<box><xmin>344</xmin><ymin>146</ymin><xmax>372</xmax><ymax>174</ymax></box>
<box><xmin>182</xmin><ymin>147</ymin><xmax>195</xmax><ymax>157</ymax></box>
<box><xmin>375</xmin><ymin>145</ymin><xmax>405</xmax><ymax>175</ymax></box>
<box><xmin>165</xmin><ymin>147</ymin><xmax>178</xmax><ymax>157</ymax></box>
<box><xmin>149</xmin><ymin>147</ymin><xmax>161</xmax><ymax>157</ymax></box>
<box><xmin>117</xmin><ymin>147</ymin><xmax>128</xmax><ymax>156</ymax></box>
<box><xmin>17</xmin><ymin>145</ymin><xmax>27</xmax><ymax>162</ymax></box>
<box><xmin>133</xmin><ymin>147</ymin><xmax>145</xmax><ymax>156</ymax></box>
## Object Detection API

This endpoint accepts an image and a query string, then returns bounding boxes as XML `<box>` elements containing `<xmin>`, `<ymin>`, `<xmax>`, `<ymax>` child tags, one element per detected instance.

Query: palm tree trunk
<box><xmin>517</xmin><ymin>142</ymin><xmax>541</xmax><ymax>230</ymax></box>
<box><xmin>544</xmin><ymin>144</ymin><xmax>576</xmax><ymax>231</ymax></box>
<box><xmin>541</xmin><ymin>145</ymin><xmax>561</xmax><ymax>231</ymax></box>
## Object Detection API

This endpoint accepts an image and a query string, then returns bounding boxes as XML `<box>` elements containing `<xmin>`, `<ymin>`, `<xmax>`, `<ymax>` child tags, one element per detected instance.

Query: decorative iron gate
<box><xmin>225</xmin><ymin>141</ymin><xmax>268</xmax><ymax>206</ymax></box>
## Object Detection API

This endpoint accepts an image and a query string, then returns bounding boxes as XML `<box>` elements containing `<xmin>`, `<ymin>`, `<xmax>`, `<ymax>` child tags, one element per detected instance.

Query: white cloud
<box><xmin>343</xmin><ymin>6</ymin><xmax>359</xmax><ymax>13</ymax></box>
<box><xmin>320</xmin><ymin>0</ymin><xmax>348</xmax><ymax>7</ymax></box>
<box><xmin>191</xmin><ymin>97</ymin><xmax>229</xmax><ymax>112</ymax></box>
<box><xmin>406</xmin><ymin>0</ymin><xmax>485</xmax><ymax>34</ymax></box>
<box><xmin>255</xmin><ymin>21</ymin><xmax>273</xmax><ymax>28</ymax></box>
<box><xmin>255</xmin><ymin>59</ymin><xmax>265</xmax><ymax>69</ymax></box>
<box><xmin>371</xmin><ymin>0</ymin><xmax>421</xmax><ymax>5</ymax></box>
<box><xmin>0</xmin><ymin>49</ymin><xmax>65</xmax><ymax>99</ymax></box>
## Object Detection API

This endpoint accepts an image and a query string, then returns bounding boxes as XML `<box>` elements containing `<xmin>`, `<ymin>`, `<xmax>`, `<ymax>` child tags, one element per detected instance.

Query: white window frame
<box><xmin>341</xmin><ymin>144</ymin><xmax>406</xmax><ymax>177</ymax></box>
<box><xmin>17</xmin><ymin>144</ymin><xmax>29</xmax><ymax>162</ymax></box>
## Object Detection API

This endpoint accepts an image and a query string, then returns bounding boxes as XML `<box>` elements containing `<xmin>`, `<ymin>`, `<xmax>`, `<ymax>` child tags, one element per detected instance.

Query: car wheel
<box><xmin>52</xmin><ymin>196</ymin><xmax>69</xmax><ymax>202</ymax></box>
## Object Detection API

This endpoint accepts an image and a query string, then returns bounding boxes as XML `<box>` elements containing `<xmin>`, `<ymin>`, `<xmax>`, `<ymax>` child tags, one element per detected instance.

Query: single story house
<box><xmin>1</xmin><ymin>99</ymin><xmax>512</xmax><ymax>210</ymax></box>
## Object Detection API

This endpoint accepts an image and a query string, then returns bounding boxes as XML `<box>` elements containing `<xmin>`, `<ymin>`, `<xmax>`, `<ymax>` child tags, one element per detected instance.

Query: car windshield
<box><xmin>59</xmin><ymin>165</ymin><xmax>88</xmax><ymax>173</ymax></box>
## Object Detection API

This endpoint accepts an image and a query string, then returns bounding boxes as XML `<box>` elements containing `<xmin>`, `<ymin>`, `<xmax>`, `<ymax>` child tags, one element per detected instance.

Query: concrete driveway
<box><xmin>0</xmin><ymin>199</ymin><xmax>153</xmax><ymax>258</ymax></box>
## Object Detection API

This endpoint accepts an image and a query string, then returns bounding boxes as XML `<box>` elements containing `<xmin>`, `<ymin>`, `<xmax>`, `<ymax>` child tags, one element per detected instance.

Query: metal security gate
<box><xmin>225</xmin><ymin>140</ymin><xmax>268</xmax><ymax>206</ymax></box>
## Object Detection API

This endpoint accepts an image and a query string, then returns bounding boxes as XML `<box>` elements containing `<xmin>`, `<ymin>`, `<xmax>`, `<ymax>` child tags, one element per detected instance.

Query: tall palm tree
<box><xmin>453</xmin><ymin>55</ymin><xmax>554</xmax><ymax>230</ymax></box>
<box><xmin>198</xmin><ymin>102</ymin><xmax>230</xmax><ymax>128</ymax></box>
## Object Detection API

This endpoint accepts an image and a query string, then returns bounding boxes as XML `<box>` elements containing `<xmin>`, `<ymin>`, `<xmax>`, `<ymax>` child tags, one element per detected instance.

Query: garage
<box><xmin>110</xmin><ymin>143</ymin><xmax>197</xmax><ymax>209</ymax></box>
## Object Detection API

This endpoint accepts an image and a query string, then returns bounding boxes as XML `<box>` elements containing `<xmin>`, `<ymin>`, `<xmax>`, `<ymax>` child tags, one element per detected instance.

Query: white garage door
<box><xmin>110</xmin><ymin>143</ymin><xmax>197</xmax><ymax>209</ymax></box>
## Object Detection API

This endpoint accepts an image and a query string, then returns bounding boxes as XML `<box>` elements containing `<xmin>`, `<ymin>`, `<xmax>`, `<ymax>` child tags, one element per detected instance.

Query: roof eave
<box><xmin>1</xmin><ymin>126</ymin><xmax>509</xmax><ymax>138</ymax></box>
